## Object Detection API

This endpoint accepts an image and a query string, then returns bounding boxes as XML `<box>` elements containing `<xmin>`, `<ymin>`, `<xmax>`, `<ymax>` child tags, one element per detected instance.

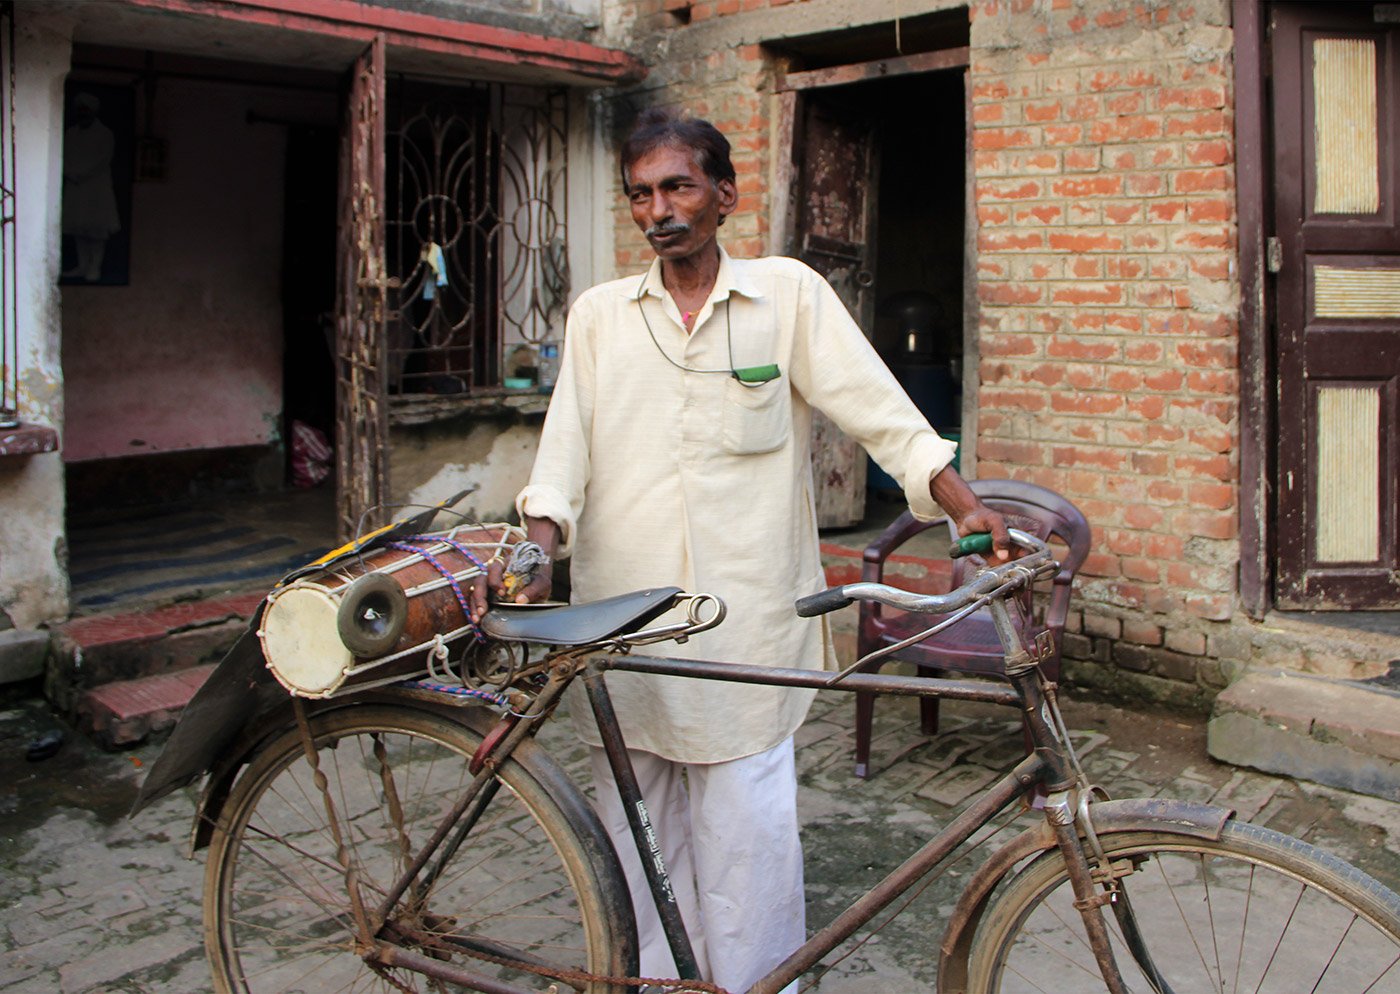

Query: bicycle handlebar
<box><xmin>794</xmin><ymin>528</ymin><xmax>1054</xmax><ymax>619</ymax></box>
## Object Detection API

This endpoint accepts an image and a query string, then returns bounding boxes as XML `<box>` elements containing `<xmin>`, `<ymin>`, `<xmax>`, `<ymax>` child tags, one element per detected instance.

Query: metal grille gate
<box><xmin>385</xmin><ymin>83</ymin><xmax>569</xmax><ymax>396</ymax></box>
<box><xmin>334</xmin><ymin>55</ymin><xmax>569</xmax><ymax>540</ymax></box>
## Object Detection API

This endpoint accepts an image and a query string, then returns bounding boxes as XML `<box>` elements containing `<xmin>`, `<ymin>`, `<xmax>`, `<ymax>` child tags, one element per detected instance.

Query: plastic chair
<box><xmin>853</xmin><ymin>479</ymin><xmax>1091</xmax><ymax>778</ymax></box>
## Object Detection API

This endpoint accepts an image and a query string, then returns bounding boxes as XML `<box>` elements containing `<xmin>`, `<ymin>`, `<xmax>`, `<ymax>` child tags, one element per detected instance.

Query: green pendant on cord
<box><xmin>732</xmin><ymin>364</ymin><xmax>781</xmax><ymax>384</ymax></box>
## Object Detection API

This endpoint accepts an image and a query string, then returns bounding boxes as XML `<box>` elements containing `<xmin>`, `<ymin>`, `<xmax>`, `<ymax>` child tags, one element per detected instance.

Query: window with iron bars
<box><xmin>383</xmin><ymin>82</ymin><xmax>568</xmax><ymax>401</ymax></box>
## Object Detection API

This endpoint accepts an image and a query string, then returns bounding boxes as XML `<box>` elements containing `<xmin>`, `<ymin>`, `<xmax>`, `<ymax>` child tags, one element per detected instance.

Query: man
<box><xmin>472</xmin><ymin>109</ymin><xmax>1010</xmax><ymax>992</ymax></box>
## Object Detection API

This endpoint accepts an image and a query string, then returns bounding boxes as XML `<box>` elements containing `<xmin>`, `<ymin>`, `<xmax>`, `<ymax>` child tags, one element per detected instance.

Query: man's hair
<box><xmin>620</xmin><ymin>108</ymin><xmax>736</xmax><ymax>191</ymax></box>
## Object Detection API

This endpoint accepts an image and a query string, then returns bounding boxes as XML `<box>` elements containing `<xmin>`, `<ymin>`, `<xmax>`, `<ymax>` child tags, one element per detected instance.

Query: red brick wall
<box><xmin>968</xmin><ymin>0</ymin><xmax>1239</xmax><ymax>706</ymax></box>
<box><xmin>605</xmin><ymin>0</ymin><xmax>1246</xmax><ymax>707</ymax></box>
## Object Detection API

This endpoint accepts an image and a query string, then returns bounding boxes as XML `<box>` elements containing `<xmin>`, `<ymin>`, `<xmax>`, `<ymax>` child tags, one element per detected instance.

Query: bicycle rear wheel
<box><xmin>965</xmin><ymin>820</ymin><xmax>1400</xmax><ymax>993</ymax></box>
<box><xmin>204</xmin><ymin>704</ymin><xmax>635</xmax><ymax>993</ymax></box>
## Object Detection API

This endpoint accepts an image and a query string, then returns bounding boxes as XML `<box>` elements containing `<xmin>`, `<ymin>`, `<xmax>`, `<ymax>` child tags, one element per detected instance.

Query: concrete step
<box><xmin>1208</xmin><ymin>668</ymin><xmax>1400</xmax><ymax>801</ymax></box>
<box><xmin>47</xmin><ymin>592</ymin><xmax>263</xmax><ymax>716</ymax></box>
<box><xmin>1240</xmin><ymin>611</ymin><xmax>1400</xmax><ymax>681</ymax></box>
<box><xmin>0</xmin><ymin>627</ymin><xmax>51</xmax><ymax>685</ymax></box>
<box><xmin>75</xmin><ymin>664</ymin><xmax>217</xmax><ymax>749</ymax></box>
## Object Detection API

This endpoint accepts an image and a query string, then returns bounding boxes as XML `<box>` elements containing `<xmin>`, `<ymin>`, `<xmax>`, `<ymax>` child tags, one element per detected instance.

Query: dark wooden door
<box><xmin>793</xmin><ymin>93</ymin><xmax>879</xmax><ymax>528</ymax></box>
<box><xmin>334</xmin><ymin>35</ymin><xmax>390</xmax><ymax>542</ymax></box>
<box><xmin>1272</xmin><ymin>2</ymin><xmax>1400</xmax><ymax>608</ymax></box>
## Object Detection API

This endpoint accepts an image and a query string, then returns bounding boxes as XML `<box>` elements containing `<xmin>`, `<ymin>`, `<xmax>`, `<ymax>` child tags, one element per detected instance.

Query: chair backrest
<box><xmin>861</xmin><ymin>479</ymin><xmax>1092</xmax><ymax>593</ymax></box>
<box><xmin>951</xmin><ymin>479</ymin><xmax>1092</xmax><ymax>584</ymax></box>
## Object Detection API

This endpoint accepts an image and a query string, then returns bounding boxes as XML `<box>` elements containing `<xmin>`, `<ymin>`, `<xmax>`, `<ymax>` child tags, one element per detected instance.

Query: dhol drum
<box><xmin>257</xmin><ymin>523</ymin><xmax>523</xmax><ymax>698</ymax></box>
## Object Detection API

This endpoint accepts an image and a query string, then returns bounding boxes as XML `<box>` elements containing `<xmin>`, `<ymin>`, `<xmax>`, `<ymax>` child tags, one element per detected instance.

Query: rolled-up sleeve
<box><xmin>515</xmin><ymin>295</ymin><xmax>597</xmax><ymax>557</ymax></box>
<box><xmin>787</xmin><ymin>267</ymin><xmax>957</xmax><ymax>522</ymax></box>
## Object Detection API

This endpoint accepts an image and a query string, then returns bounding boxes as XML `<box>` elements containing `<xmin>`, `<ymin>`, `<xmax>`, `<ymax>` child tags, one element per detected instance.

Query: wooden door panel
<box><xmin>795</xmin><ymin>96</ymin><xmax>877</xmax><ymax>528</ymax></box>
<box><xmin>1273</xmin><ymin>3</ymin><xmax>1400</xmax><ymax>608</ymax></box>
<box><xmin>1298</xmin><ymin>28</ymin><xmax>1397</xmax><ymax>238</ymax></box>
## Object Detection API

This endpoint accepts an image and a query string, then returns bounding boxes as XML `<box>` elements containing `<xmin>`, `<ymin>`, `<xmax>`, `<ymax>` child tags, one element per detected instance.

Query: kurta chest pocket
<box><xmin>721</xmin><ymin>377</ymin><xmax>790</xmax><ymax>455</ymax></box>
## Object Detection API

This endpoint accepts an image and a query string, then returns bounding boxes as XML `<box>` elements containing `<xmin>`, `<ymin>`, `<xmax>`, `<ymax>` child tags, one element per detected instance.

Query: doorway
<box><xmin>783</xmin><ymin>67</ymin><xmax>969</xmax><ymax>526</ymax></box>
<box><xmin>59</xmin><ymin>49</ymin><xmax>342</xmax><ymax>613</ymax></box>
<box><xmin>281</xmin><ymin>125</ymin><xmax>339</xmax><ymax>487</ymax></box>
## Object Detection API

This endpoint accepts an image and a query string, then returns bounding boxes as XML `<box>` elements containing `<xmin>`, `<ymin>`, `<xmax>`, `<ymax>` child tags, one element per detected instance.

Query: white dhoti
<box><xmin>589</xmin><ymin>738</ymin><xmax>805</xmax><ymax>994</ymax></box>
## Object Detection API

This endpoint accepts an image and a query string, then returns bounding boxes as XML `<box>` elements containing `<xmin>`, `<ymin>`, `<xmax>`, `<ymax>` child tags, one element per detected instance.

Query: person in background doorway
<box><xmin>61</xmin><ymin>92</ymin><xmax>121</xmax><ymax>283</ymax></box>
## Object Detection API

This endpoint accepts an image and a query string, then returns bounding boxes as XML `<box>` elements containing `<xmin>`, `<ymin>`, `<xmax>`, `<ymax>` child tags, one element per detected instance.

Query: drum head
<box><xmin>259</xmin><ymin>584</ymin><xmax>353</xmax><ymax>696</ymax></box>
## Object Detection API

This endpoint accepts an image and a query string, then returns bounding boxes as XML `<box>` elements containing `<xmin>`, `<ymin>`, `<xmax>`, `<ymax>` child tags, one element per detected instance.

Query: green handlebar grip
<box><xmin>950</xmin><ymin>532</ymin><xmax>995</xmax><ymax>559</ymax></box>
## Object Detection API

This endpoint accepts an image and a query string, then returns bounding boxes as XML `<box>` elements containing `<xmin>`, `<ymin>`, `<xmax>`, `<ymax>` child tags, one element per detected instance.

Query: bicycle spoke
<box><xmin>1250</xmin><ymin>881</ymin><xmax>1305</xmax><ymax>993</ymax></box>
<box><xmin>1152</xmin><ymin>851</ymin><xmax>1220</xmax><ymax>986</ymax></box>
<box><xmin>331</xmin><ymin>742</ymin><xmax>372</xmax><ymax>905</ymax></box>
<box><xmin>1202</xmin><ymin>854</ymin><xmax>1224</xmax><ymax>992</ymax></box>
<box><xmin>418</xmin><ymin>920</ymin><xmax>588</xmax><ymax>971</ymax></box>
<box><xmin>1232</xmin><ymin>863</ymin><xmax>1254</xmax><ymax>994</ymax></box>
<box><xmin>1004</xmin><ymin>892</ymin><xmax>1116</xmax><ymax>986</ymax></box>
<box><xmin>1000</xmin><ymin>957</ymin><xmax>1058</xmax><ymax>992</ymax></box>
<box><xmin>1311</xmin><ymin>916</ymin><xmax>1358</xmax><ymax>994</ymax></box>
<box><xmin>1358</xmin><ymin>950</ymin><xmax>1400</xmax><ymax>993</ymax></box>
<box><xmin>235</xmin><ymin>927</ymin><xmax>375</xmax><ymax>992</ymax></box>
<box><xmin>235</xmin><ymin>835</ymin><xmax>360</xmax><ymax>934</ymax></box>
<box><xmin>239</xmin><ymin>818</ymin><xmax>384</xmax><ymax>899</ymax></box>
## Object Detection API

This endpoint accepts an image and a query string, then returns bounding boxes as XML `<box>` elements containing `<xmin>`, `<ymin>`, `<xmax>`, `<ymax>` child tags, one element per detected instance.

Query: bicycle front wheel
<box><xmin>204</xmin><ymin>704</ymin><xmax>635</xmax><ymax>993</ymax></box>
<box><xmin>966</xmin><ymin>820</ymin><xmax>1400</xmax><ymax>993</ymax></box>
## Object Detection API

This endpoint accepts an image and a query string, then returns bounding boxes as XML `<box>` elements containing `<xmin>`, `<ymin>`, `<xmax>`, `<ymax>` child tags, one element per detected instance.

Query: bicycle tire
<box><xmin>964</xmin><ymin>819</ymin><xmax>1400</xmax><ymax>993</ymax></box>
<box><xmin>204</xmin><ymin>704</ymin><xmax>636</xmax><ymax>993</ymax></box>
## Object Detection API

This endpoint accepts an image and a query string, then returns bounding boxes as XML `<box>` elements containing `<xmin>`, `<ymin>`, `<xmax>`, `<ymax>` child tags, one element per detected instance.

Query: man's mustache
<box><xmin>645</xmin><ymin>221</ymin><xmax>690</xmax><ymax>239</ymax></box>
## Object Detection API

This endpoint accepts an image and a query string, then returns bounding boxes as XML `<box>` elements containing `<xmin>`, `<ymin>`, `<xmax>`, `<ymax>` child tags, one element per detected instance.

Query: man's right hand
<box><xmin>469</xmin><ymin>515</ymin><xmax>561</xmax><ymax>622</ymax></box>
<box><xmin>500</xmin><ymin>557</ymin><xmax>553</xmax><ymax>604</ymax></box>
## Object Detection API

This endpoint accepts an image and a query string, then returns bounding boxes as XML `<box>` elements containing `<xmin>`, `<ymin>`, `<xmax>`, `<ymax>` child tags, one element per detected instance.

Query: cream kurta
<box><xmin>517</xmin><ymin>248</ymin><xmax>956</xmax><ymax>763</ymax></box>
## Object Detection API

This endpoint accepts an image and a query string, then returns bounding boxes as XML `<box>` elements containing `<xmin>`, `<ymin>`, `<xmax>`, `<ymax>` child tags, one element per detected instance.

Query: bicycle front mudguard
<box><xmin>935</xmin><ymin>797</ymin><xmax>1234</xmax><ymax>994</ymax></box>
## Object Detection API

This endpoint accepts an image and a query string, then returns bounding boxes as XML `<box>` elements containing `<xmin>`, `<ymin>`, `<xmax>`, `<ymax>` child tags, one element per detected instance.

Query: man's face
<box><xmin>625</xmin><ymin>143</ymin><xmax>737</xmax><ymax>262</ymax></box>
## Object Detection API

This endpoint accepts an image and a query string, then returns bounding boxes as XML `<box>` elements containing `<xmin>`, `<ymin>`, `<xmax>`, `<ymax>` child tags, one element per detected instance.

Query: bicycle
<box><xmin>177</xmin><ymin>528</ymin><xmax>1400</xmax><ymax>993</ymax></box>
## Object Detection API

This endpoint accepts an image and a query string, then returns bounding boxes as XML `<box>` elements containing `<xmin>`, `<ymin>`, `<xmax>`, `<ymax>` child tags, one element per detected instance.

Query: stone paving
<box><xmin>5</xmin><ymin>673</ymin><xmax>1400</xmax><ymax>993</ymax></box>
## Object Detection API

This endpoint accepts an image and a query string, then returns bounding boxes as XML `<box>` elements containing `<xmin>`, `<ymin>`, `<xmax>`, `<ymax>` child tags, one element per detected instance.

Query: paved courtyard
<box><xmin>4</xmin><ymin>674</ymin><xmax>1400</xmax><ymax>993</ymax></box>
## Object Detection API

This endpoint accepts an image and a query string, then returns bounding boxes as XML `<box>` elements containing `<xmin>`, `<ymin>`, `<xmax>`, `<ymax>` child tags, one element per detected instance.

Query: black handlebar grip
<box><xmin>795</xmin><ymin>587</ymin><xmax>855</xmax><ymax>617</ymax></box>
<box><xmin>950</xmin><ymin>532</ymin><xmax>995</xmax><ymax>559</ymax></box>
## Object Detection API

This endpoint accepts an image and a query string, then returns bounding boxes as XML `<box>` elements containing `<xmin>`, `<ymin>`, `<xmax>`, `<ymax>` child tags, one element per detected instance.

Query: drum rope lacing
<box><xmin>386</xmin><ymin>536</ymin><xmax>489</xmax><ymax>642</ymax></box>
<box><xmin>385</xmin><ymin>534</ymin><xmax>547</xmax><ymax>714</ymax></box>
<box><xmin>397</xmin><ymin>679</ymin><xmax>509</xmax><ymax>707</ymax></box>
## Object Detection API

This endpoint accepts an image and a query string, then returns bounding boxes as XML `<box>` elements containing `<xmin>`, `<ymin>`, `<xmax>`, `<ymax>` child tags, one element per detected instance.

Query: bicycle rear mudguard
<box><xmin>130</xmin><ymin>606</ymin><xmax>285</xmax><ymax>815</ymax></box>
<box><xmin>936</xmin><ymin>797</ymin><xmax>1234</xmax><ymax>994</ymax></box>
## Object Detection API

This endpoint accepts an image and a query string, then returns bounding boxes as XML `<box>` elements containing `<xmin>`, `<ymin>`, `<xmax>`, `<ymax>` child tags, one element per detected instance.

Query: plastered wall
<box><xmin>0</xmin><ymin>11</ymin><xmax>72</xmax><ymax>629</ymax></box>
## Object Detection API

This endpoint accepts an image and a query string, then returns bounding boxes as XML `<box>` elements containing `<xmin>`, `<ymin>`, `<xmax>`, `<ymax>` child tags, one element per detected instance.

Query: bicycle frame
<box><xmin>351</xmin><ymin>584</ymin><xmax>1150</xmax><ymax>994</ymax></box>
<box><xmin>170</xmin><ymin>518</ymin><xmax>1400</xmax><ymax>994</ymax></box>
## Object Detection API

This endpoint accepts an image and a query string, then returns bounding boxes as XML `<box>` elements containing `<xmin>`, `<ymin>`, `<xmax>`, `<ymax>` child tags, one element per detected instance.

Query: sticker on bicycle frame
<box><xmin>636</xmin><ymin>800</ymin><xmax>677</xmax><ymax>903</ymax></box>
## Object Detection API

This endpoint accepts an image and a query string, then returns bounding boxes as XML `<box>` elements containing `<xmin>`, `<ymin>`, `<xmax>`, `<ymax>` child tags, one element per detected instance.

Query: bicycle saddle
<box><xmin>481</xmin><ymin>586</ymin><xmax>685</xmax><ymax>646</ymax></box>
